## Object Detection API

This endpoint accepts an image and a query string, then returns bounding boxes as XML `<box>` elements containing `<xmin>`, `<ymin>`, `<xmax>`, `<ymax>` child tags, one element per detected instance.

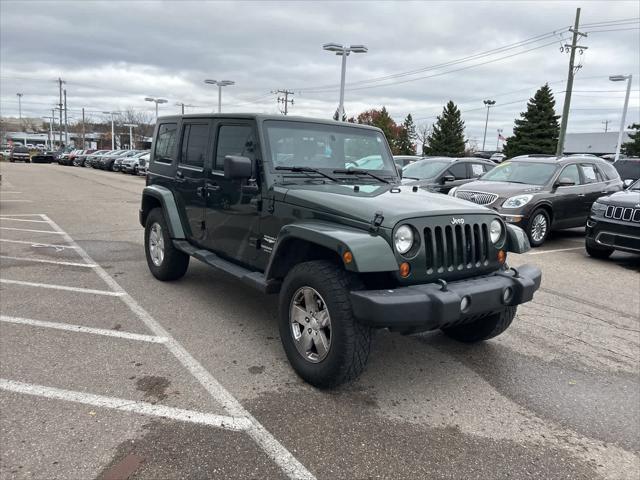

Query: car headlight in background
<box><xmin>448</xmin><ymin>187</ymin><xmax>459</xmax><ymax>197</ymax></box>
<box><xmin>502</xmin><ymin>194</ymin><xmax>533</xmax><ymax>209</ymax></box>
<box><xmin>490</xmin><ymin>219</ymin><xmax>503</xmax><ymax>244</ymax></box>
<box><xmin>590</xmin><ymin>201</ymin><xmax>607</xmax><ymax>215</ymax></box>
<box><xmin>394</xmin><ymin>224</ymin><xmax>414</xmax><ymax>254</ymax></box>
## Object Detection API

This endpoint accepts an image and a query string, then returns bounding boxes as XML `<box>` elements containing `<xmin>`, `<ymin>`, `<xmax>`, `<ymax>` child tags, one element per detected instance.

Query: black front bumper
<box><xmin>350</xmin><ymin>264</ymin><xmax>541</xmax><ymax>331</ymax></box>
<box><xmin>586</xmin><ymin>216</ymin><xmax>640</xmax><ymax>254</ymax></box>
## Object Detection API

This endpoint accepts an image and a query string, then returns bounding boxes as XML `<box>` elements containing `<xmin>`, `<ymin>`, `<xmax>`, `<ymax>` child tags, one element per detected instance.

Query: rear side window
<box><xmin>470</xmin><ymin>163</ymin><xmax>485</xmax><ymax>177</ymax></box>
<box><xmin>180</xmin><ymin>124</ymin><xmax>209</xmax><ymax>168</ymax></box>
<box><xmin>154</xmin><ymin>123</ymin><xmax>178</xmax><ymax>164</ymax></box>
<box><xmin>215</xmin><ymin>125</ymin><xmax>255</xmax><ymax>171</ymax></box>
<box><xmin>580</xmin><ymin>164</ymin><xmax>601</xmax><ymax>183</ymax></box>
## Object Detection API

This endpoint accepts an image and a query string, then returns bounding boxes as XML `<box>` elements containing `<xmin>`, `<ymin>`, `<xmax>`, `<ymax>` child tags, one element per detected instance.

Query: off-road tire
<box><xmin>279</xmin><ymin>260</ymin><xmax>371</xmax><ymax>388</ymax></box>
<box><xmin>526</xmin><ymin>208</ymin><xmax>551</xmax><ymax>247</ymax></box>
<box><xmin>144</xmin><ymin>208</ymin><xmax>189</xmax><ymax>281</ymax></box>
<box><xmin>585</xmin><ymin>239</ymin><xmax>614</xmax><ymax>259</ymax></box>
<box><xmin>442</xmin><ymin>306</ymin><xmax>517</xmax><ymax>343</ymax></box>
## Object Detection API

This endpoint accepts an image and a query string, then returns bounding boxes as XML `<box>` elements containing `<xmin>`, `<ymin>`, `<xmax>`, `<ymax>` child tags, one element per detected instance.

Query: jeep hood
<box><xmin>597</xmin><ymin>189</ymin><xmax>640</xmax><ymax>208</ymax></box>
<box><xmin>278</xmin><ymin>183</ymin><xmax>489</xmax><ymax>228</ymax></box>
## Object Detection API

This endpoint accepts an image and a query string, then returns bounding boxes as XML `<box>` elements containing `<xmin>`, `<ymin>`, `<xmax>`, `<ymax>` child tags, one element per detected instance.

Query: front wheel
<box><xmin>279</xmin><ymin>260</ymin><xmax>371</xmax><ymax>388</ymax></box>
<box><xmin>526</xmin><ymin>208</ymin><xmax>550</xmax><ymax>247</ymax></box>
<box><xmin>144</xmin><ymin>208</ymin><xmax>189</xmax><ymax>281</ymax></box>
<box><xmin>586</xmin><ymin>239</ymin><xmax>613</xmax><ymax>259</ymax></box>
<box><xmin>442</xmin><ymin>306</ymin><xmax>517</xmax><ymax>343</ymax></box>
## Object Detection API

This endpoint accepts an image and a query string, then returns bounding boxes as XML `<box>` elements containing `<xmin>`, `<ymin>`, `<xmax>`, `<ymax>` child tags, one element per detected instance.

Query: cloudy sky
<box><xmin>1</xmin><ymin>0</ymin><xmax>638</xmax><ymax>145</ymax></box>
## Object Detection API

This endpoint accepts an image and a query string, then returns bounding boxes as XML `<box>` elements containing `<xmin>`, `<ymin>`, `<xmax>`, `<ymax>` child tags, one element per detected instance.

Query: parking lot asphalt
<box><xmin>1</xmin><ymin>162</ymin><xmax>638</xmax><ymax>480</ymax></box>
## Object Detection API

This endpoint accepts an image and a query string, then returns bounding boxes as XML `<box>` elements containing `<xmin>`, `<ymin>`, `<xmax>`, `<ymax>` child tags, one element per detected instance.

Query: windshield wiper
<box><xmin>275</xmin><ymin>166</ymin><xmax>337</xmax><ymax>182</ymax></box>
<box><xmin>402</xmin><ymin>175</ymin><xmax>420</xmax><ymax>180</ymax></box>
<box><xmin>332</xmin><ymin>168</ymin><xmax>390</xmax><ymax>184</ymax></box>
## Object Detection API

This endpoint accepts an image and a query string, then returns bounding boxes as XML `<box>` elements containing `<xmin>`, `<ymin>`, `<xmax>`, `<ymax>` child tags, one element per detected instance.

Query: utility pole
<box><xmin>175</xmin><ymin>102</ymin><xmax>195</xmax><ymax>114</ymax></box>
<box><xmin>556</xmin><ymin>8</ymin><xmax>588</xmax><ymax>157</ymax></box>
<box><xmin>16</xmin><ymin>93</ymin><xmax>23</xmax><ymax>122</ymax></box>
<box><xmin>496</xmin><ymin>128</ymin><xmax>503</xmax><ymax>150</ymax></box>
<box><xmin>82</xmin><ymin>108</ymin><xmax>85</xmax><ymax>148</ymax></box>
<box><xmin>602</xmin><ymin>120</ymin><xmax>609</xmax><ymax>133</ymax></box>
<box><xmin>63</xmin><ymin>89</ymin><xmax>69</xmax><ymax>147</ymax></box>
<box><xmin>51</xmin><ymin>108</ymin><xmax>56</xmax><ymax>149</ymax></box>
<box><xmin>482</xmin><ymin>99</ymin><xmax>496</xmax><ymax>150</ymax></box>
<box><xmin>273</xmin><ymin>89</ymin><xmax>294</xmax><ymax>115</ymax></box>
<box><xmin>58</xmin><ymin>77</ymin><xmax>65</xmax><ymax>148</ymax></box>
<box><xmin>123</xmin><ymin>124</ymin><xmax>137</xmax><ymax>149</ymax></box>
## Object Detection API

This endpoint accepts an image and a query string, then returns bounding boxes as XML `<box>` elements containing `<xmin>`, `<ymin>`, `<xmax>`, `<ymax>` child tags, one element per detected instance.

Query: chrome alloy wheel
<box><xmin>148</xmin><ymin>222</ymin><xmax>165</xmax><ymax>266</ymax></box>
<box><xmin>289</xmin><ymin>286</ymin><xmax>332</xmax><ymax>363</ymax></box>
<box><xmin>530</xmin><ymin>213</ymin><xmax>548</xmax><ymax>243</ymax></box>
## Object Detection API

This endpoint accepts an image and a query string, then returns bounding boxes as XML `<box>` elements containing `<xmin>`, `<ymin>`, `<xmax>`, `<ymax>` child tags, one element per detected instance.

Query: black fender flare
<box><xmin>140</xmin><ymin>185</ymin><xmax>185</xmax><ymax>239</ymax></box>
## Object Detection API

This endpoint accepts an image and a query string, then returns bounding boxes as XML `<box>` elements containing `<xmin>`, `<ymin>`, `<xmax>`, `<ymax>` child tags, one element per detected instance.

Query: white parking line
<box><xmin>0</xmin><ymin>255</ymin><xmax>97</xmax><ymax>268</ymax></box>
<box><xmin>0</xmin><ymin>379</ymin><xmax>251</xmax><ymax>432</ymax></box>
<box><xmin>0</xmin><ymin>279</ymin><xmax>124</xmax><ymax>296</ymax></box>
<box><xmin>40</xmin><ymin>214</ymin><xmax>316</xmax><ymax>480</ymax></box>
<box><xmin>0</xmin><ymin>200</ymin><xmax>32</xmax><ymax>203</ymax></box>
<box><xmin>0</xmin><ymin>214</ymin><xmax>46</xmax><ymax>217</ymax></box>
<box><xmin>0</xmin><ymin>217</ymin><xmax>50</xmax><ymax>223</ymax></box>
<box><xmin>0</xmin><ymin>315</ymin><xmax>167</xmax><ymax>343</ymax></box>
<box><xmin>1</xmin><ymin>226</ymin><xmax>62</xmax><ymax>234</ymax></box>
<box><xmin>0</xmin><ymin>238</ymin><xmax>79</xmax><ymax>249</ymax></box>
<box><xmin>0</xmin><ymin>191</ymin><xmax>23</xmax><ymax>194</ymax></box>
<box><xmin>525</xmin><ymin>246</ymin><xmax>585</xmax><ymax>255</ymax></box>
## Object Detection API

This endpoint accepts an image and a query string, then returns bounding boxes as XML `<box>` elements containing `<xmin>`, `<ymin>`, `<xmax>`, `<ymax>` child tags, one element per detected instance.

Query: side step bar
<box><xmin>172</xmin><ymin>240</ymin><xmax>280</xmax><ymax>294</ymax></box>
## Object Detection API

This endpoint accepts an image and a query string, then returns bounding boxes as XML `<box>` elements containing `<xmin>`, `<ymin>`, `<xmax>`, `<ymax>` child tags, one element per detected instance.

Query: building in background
<box><xmin>563</xmin><ymin>132</ymin><xmax>632</xmax><ymax>156</ymax></box>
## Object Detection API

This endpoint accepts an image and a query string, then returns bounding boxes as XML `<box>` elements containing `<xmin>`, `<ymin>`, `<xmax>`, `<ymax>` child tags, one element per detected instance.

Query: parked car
<box><xmin>31</xmin><ymin>151</ymin><xmax>58</xmax><ymax>163</ymax></box>
<box><xmin>113</xmin><ymin>150</ymin><xmax>141</xmax><ymax>172</ymax></box>
<box><xmin>393</xmin><ymin>155</ymin><xmax>424</xmax><ymax>170</ymax></box>
<box><xmin>136</xmin><ymin>152</ymin><xmax>150</xmax><ymax>175</ymax></box>
<box><xmin>402</xmin><ymin>157</ymin><xmax>495</xmax><ymax>194</ymax></box>
<box><xmin>99</xmin><ymin>150</ymin><xmax>127</xmax><ymax>170</ymax></box>
<box><xmin>450</xmin><ymin>155</ymin><xmax>623</xmax><ymax>246</ymax></box>
<box><xmin>9</xmin><ymin>146</ymin><xmax>31</xmax><ymax>163</ymax></box>
<box><xmin>140</xmin><ymin>113</ymin><xmax>541</xmax><ymax>387</ymax></box>
<box><xmin>601</xmin><ymin>153</ymin><xmax>626</xmax><ymax>162</ymax></box>
<box><xmin>585</xmin><ymin>179</ymin><xmax>640</xmax><ymax>258</ymax></box>
<box><xmin>490</xmin><ymin>153</ymin><xmax>507</xmax><ymax>163</ymax></box>
<box><xmin>121</xmin><ymin>151</ymin><xmax>149</xmax><ymax>174</ymax></box>
<box><xmin>612</xmin><ymin>157</ymin><xmax>640</xmax><ymax>184</ymax></box>
<box><xmin>86</xmin><ymin>150</ymin><xmax>109</xmax><ymax>168</ymax></box>
<box><xmin>65</xmin><ymin>149</ymin><xmax>84</xmax><ymax>166</ymax></box>
<box><xmin>73</xmin><ymin>149</ymin><xmax>96</xmax><ymax>167</ymax></box>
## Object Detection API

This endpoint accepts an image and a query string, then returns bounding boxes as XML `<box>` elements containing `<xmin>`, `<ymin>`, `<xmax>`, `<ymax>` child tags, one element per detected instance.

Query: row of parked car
<box><xmin>57</xmin><ymin>149</ymin><xmax>150</xmax><ymax>175</ymax></box>
<box><xmin>393</xmin><ymin>154</ymin><xmax>639</xmax><ymax>254</ymax></box>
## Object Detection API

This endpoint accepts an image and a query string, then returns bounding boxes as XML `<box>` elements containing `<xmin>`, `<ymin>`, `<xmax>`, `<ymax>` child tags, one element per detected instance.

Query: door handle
<box><xmin>175</xmin><ymin>171</ymin><xmax>185</xmax><ymax>182</ymax></box>
<box><xmin>578</xmin><ymin>194</ymin><xmax>585</xmax><ymax>197</ymax></box>
<box><xmin>206</xmin><ymin>184</ymin><xmax>221</xmax><ymax>192</ymax></box>
<box><xmin>196</xmin><ymin>186</ymin><xmax>205</xmax><ymax>197</ymax></box>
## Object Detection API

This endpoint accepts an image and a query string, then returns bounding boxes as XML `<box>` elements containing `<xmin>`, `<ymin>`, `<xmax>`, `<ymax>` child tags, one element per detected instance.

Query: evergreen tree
<box><xmin>424</xmin><ymin>101</ymin><xmax>466</xmax><ymax>156</ymax></box>
<box><xmin>396</xmin><ymin>114</ymin><xmax>417</xmax><ymax>155</ymax></box>
<box><xmin>502</xmin><ymin>84</ymin><xmax>560</xmax><ymax>158</ymax></box>
<box><xmin>621</xmin><ymin>123</ymin><xmax>640</xmax><ymax>156</ymax></box>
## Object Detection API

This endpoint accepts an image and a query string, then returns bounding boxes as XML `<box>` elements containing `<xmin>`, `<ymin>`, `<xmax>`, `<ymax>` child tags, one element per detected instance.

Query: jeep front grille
<box><xmin>605</xmin><ymin>205</ymin><xmax>640</xmax><ymax>223</ymax></box>
<box><xmin>455</xmin><ymin>191</ymin><xmax>499</xmax><ymax>206</ymax></box>
<box><xmin>424</xmin><ymin>222</ymin><xmax>490</xmax><ymax>274</ymax></box>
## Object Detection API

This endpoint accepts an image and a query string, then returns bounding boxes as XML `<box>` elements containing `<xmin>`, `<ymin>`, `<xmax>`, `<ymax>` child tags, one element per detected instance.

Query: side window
<box><xmin>470</xmin><ymin>163</ymin><xmax>485</xmax><ymax>177</ymax></box>
<box><xmin>559</xmin><ymin>164</ymin><xmax>581</xmax><ymax>185</ymax></box>
<box><xmin>180</xmin><ymin>124</ymin><xmax>209</xmax><ymax>168</ymax></box>
<box><xmin>580</xmin><ymin>164</ymin><xmax>600</xmax><ymax>184</ymax></box>
<box><xmin>447</xmin><ymin>162</ymin><xmax>467</xmax><ymax>179</ymax></box>
<box><xmin>215</xmin><ymin>125</ymin><xmax>255</xmax><ymax>171</ymax></box>
<box><xmin>154</xmin><ymin>123</ymin><xmax>178</xmax><ymax>164</ymax></box>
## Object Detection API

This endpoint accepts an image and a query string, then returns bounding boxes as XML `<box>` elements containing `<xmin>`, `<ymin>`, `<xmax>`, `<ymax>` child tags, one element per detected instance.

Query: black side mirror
<box><xmin>442</xmin><ymin>174</ymin><xmax>455</xmax><ymax>184</ymax></box>
<box><xmin>555</xmin><ymin>177</ymin><xmax>576</xmax><ymax>187</ymax></box>
<box><xmin>224</xmin><ymin>155</ymin><xmax>252</xmax><ymax>179</ymax></box>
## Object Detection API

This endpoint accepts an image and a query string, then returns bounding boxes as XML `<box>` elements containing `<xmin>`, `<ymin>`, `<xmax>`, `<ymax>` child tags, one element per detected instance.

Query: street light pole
<box><xmin>496</xmin><ymin>128</ymin><xmax>503</xmax><ymax>151</ymax></box>
<box><xmin>103</xmin><ymin>111</ymin><xmax>119</xmax><ymax>150</ymax></box>
<box><xmin>144</xmin><ymin>97</ymin><xmax>168</xmax><ymax>121</ymax></box>
<box><xmin>482</xmin><ymin>99</ymin><xmax>496</xmax><ymax>151</ymax></box>
<box><xmin>609</xmin><ymin>74</ymin><xmax>632</xmax><ymax>162</ymax></box>
<box><xmin>204</xmin><ymin>80</ymin><xmax>235</xmax><ymax>113</ymax></box>
<box><xmin>16</xmin><ymin>93</ymin><xmax>23</xmax><ymax>121</ymax></box>
<box><xmin>323</xmin><ymin>43</ymin><xmax>368</xmax><ymax>121</ymax></box>
<box><xmin>123</xmin><ymin>124</ymin><xmax>137</xmax><ymax>150</ymax></box>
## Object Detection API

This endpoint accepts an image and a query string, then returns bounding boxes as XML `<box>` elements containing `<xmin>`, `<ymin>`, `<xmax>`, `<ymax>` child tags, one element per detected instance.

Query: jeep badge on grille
<box><xmin>451</xmin><ymin>217</ymin><xmax>465</xmax><ymax>225</ymax></box>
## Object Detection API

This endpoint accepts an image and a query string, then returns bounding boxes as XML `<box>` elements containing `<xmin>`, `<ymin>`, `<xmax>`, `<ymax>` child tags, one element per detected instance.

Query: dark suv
<box><xmin>450</xmin><ymin>156</ymin><xmax>623</xmax><ymax>246</ymax></box>
<box><xmin>140</xmin><ymin>114</ymin><xmax>542</xmax><ymax>387</ymax></box>
<box><xmin>402</xmin><ymin>157</ymin><xmax>495</xmax><ymax>194</ymax></box>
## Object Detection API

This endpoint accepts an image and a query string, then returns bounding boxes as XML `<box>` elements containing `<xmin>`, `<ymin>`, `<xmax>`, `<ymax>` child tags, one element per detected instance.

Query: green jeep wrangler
<box><xmin>140</xmin><ymin>114</ymin><xmax>541</xmax><ymax>387</ymax></box>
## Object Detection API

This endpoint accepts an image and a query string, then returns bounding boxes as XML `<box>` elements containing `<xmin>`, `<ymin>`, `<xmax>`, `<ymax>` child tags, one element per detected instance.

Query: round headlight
<box><xmin>394</xmin><ymin>225</ymin><xmax>414</xmax><ymax>254</ymax></box>
<box><xmin>490</xmin><ymin>219</ymin><xmax>503</xmax><ymax>244</ymax></box>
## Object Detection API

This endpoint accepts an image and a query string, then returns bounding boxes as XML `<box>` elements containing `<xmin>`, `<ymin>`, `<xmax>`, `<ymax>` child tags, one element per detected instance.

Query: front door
<box><xmin>437</xmin><ymin>162</ymin><xmax>469</xmax><ymax>193</ymax></box>
<box><xmin>174</xmin><ymin>120</ymin><xmax>212</xmax><ymax>243</ymax></box>
<box><xmin>204</xmin><ymin>121</ymin><xmax>262</xmax><ymax>266</ymax></box>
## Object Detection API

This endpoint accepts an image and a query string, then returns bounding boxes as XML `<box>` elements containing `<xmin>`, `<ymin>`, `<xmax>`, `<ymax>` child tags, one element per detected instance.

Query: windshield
<box><xmin>481</xmin><ymin>161</ymin><xmax>557</xmax><ymax>185</ymax></box>
<box><xmin>402</xmin><ymin>160</ymin><xmax>451</xmax><ymax>179</ymax></box>
<box><xmin>264</xmin><ymin>121</ymin><xmax>396</xmax><ymax>175</ymax></box>
<box><xmin>630</xmin><ymin>179</ymin><xmax>640</xmax><ymax>191</ymax></box>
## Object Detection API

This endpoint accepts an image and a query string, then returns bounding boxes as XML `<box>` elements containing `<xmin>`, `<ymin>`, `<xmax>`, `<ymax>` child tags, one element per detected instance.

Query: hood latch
<box><xmin>369</xmin><ymin>211</ymin><xmax>384</xmax><ymax>233</ymax></box>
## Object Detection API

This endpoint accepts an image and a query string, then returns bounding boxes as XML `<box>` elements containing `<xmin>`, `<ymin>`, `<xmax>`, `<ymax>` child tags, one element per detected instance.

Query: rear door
<box><xmin>174</xmin><ymin>120</ymin><xmax>212</xmax><ymax>243</ymax></box>
<box><xmin>579</xmin><ymin>163</ymin><xmax>607</xmax><ymax>220</ymax></box>
<box><xmin>553</xmin><ymin>163</ymin><xmax>583</xmax><ymax>228</ymax></box>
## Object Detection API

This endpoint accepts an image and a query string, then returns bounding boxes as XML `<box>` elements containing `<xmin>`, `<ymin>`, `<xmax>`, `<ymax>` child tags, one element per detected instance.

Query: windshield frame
<box><xmin>262</xmin><ymin>120</ymin><xmax>398</xmax><ymax>182</ymax></box>
<box><xmin>480</xmin><ymin>160</ymin><xmax>559</xmax><ymax>186</ymax></box>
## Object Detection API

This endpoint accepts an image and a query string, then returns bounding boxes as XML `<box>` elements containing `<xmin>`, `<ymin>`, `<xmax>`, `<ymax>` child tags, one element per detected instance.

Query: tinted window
<box><xmin>180</xmin><ymin>124</ymin><xmax>209</xmax><ymax>168</ymax></box>
<box><xmin>154</xmin><ymin>123</ymin><xmax>178</xmax><ymax>164</ymax></box>
<box><xmin>580</xmin><ymin>164</ymin><xmax>601</xmax><ymax>183</ymax></box>
<box><xmin>559</xmin><ymin>164</ymin><xmax>581</xmax><ymax>185</ymax></box>
<box><xmin>215</xmin><ymin>125</ymin><xmax>255</xmax><ymax>170</ymax></box>
<box><xmin>447</xmin><ymin>162</ymin><xmax>467</xmax><ymax>179</ymax></box>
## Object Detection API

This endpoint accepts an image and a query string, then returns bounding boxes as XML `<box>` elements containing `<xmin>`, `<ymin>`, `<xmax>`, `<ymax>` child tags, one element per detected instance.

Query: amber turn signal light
<box><xmin>342</xmin><ymin>251</ymin><xmax>353</xmax><ymax>264</ymax></box>
<box><xmin>497</xmin><ymin>250</ymin><xmax>506</xmax><ymax>264</ymax></box>
<box><xmin>399</xmin><ymin>262</ymin><xmax>411</xmax><ymax>278</ymax></box>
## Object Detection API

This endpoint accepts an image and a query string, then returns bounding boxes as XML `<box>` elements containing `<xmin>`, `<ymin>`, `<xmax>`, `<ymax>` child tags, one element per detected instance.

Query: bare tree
<box><xmin>416</xmin><ymin>123</ymin><xmax>431</xmax><ymax>156</ymax></box>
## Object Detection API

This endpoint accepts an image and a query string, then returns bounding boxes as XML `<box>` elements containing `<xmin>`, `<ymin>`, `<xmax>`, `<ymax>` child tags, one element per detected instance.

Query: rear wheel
<box><xmin>526</xmin><ymin>209</ymin><xmax>550</xmax><ymax>247</ymax></box>
<box><xmin>144</xmin><ymin>208</ymin><xmax>189</xmax><ymax>281</ymax></box>
<box><xmin>586</xmin><ymin>239</ymin><xmax>614</xmax><ymax>259</ymax></box>
<box><xmin>279</xmin><ymin>260</ymin><xmax>371</xmax><ymax>388</ymax></box>
<box><xmin>442</xmin><ymin>306</ymin><xmax>517</xmax><ymax>343</ymax></box>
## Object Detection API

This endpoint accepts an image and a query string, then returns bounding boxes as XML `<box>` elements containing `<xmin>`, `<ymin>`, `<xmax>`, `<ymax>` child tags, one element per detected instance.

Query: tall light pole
<box><xmin>496</xmin><ymin>128</ymin><xmax>503</xmax><ymax>151</ymax></box>
<box><xmin>102</xmin><ymin>111</ymin><xmax>119</xmax><ymax>150</ymax></box>
<box><xmin>609</xmin><ymin>74</ymin><xmax>632</xmax><ymax>162</ymax></box>
<box><xmin>322</xmin><ymin>43</ymin><xmax>368</xmax><ymax>121</ymax></box>
<box><xmin>204</xmin><ymin>80</ymin><xmax>235</xmax><ymax>113</ymax></box>
<box><xmin>16</xmin><ymin>93</ymin><xmax>23</xmax><ymax>121</ymax></box>
<box><xmin>123</xmin><ymin>123</ymin><xmax>137</xmax><ymax>150</ymax></box>
<box><xmin>145</xmin><ymin>97</ymin><xmax>168</xmax><ymax>120</ymax></box>
<box><xmin>42</xmin><ymin>115</ymin><xmax>54</xmax><ymax>149</ymax></box>
<box><xmin>482</xmin><ymin>99</ymin><xmax>496</xmax><ymax>151</ymax></box>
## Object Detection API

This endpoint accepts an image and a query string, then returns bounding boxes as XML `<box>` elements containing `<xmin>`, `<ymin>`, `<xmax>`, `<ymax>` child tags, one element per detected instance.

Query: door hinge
<box><xmin>369</xmin><ymin>211</ymin><xmax>384</xmax><ymax>233</ymax></box>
